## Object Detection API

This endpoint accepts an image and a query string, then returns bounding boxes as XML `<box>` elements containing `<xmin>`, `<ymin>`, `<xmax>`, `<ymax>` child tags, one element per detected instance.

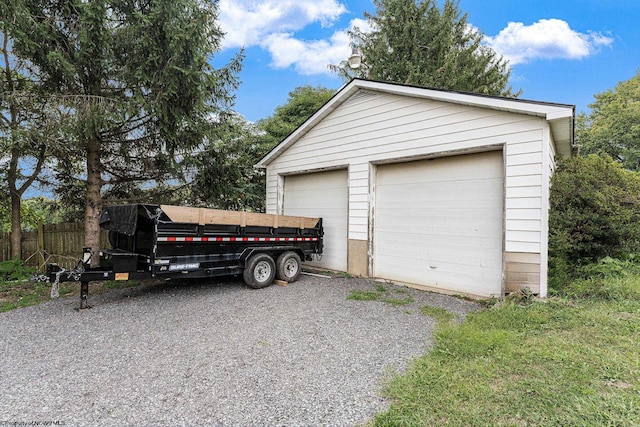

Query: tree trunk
<box><xmin>84</xmin><ymin>136</ymin><xmax>103</xmax><ymax>267</ymax></box>
<box><xmin>10</xmin><ymin>191</ymin><xmax>21</xmax><ymax>260</ymax></box>
<box><xmin>4</xmin><ymin>33</ymin><xmax>21</xmax><ymax>260</ymax></box>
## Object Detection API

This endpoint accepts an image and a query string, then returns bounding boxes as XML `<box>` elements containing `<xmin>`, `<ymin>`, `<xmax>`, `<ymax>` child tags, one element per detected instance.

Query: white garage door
<box><xmin>374</xmin><ymin>151</ymin><xmax>503</xmax><ymax>297</ymax></box>
<box><xmin>284</xmin><ymin>169</ymin><xmax>348</xmax><ymax>271</ymax></box>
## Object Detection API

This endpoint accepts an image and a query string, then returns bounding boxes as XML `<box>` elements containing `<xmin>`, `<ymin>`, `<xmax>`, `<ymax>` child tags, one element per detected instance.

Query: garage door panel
<box><xmin>375</xmin><ymin>233</ymin><xmax>502</xmax><ymax>256</ymax></box>
<box><xmin>375</xmin><ymin>239</ymin><xmax>501</xmax><ymax>274</ymax></box>
<box><xmin>374</xmin><ymin>152</ymin><xmax>503</xmax><ymax>297</ymax></box>
<box><xmin>379</xmin><ymin>155</ymin><xmax>497</xmax><ymax>181</ymax></box>
<box><xmin>375</xmin><ymin>212</ymin><xmax>502</xmax><ymax>236</ymax></box>
<box><xmin>373</xmin><ymin>257</ymin><xmax>503</xmax><ymax>292</ymax></box>
<box><xmin>284</xmin><ymin>170</ymin><xmax>348</xmax><ymax>272</ymax></box>
<box><xmin>374</xmin><ymin>255</ymin><xmax>502</xmax><ymax>295</ymax></box>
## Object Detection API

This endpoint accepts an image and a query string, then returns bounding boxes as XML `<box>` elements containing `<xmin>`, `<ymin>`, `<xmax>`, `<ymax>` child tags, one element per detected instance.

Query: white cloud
<box><xmin>261</xmin><ymin>30</ymin><xmax>350</xmax><ymax>75</ymax></box>
<box><xmin>219</xmin><ymin>0</ymin><xmax>347</xmax><ymax>48</ymax></box>
<box><xmin>218</xmin><ymin>1</ymin><xmax>374</xmax><ymax>76</ymax></box>
<box><xmin>261</xmin><ymin>18</ymin><xmax>370</xmax><ymax>75</ymax></box>
<box><xmin>485</xmin><ymin>19</ymin><xmax>613</xmax><ymax>65</ymax></box>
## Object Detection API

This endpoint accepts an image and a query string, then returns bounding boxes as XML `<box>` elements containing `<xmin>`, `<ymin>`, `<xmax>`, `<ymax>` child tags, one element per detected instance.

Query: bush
<box><xmin>558</xmin><ymin>275</ymin><xmax>640</xmax><ymax>301</ymax></box>
<box><xmin>550</xmin><ymin>256</ymin><xmax>640</xmax><ymax>300</ymax></box>
<box><xmin>0</xmin><ymin>259</ymin><xmax>36</xmax><ymax>282</ymax></box>
<box><xmin>549</xmin><ymin>154</ymin><xmax>640</xmax><ymax>289</ymax></box>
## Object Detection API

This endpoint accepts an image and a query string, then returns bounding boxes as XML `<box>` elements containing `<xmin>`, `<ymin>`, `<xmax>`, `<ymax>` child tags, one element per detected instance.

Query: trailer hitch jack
<box><xmin>77</xmin><ymin>248</ymin><xmax>94</xmax><ymax>310</ymax></box>
<box><xmin>79</xmin><ymin>281</ymin><xmax>91</xmax><ymax>310</ymax></box>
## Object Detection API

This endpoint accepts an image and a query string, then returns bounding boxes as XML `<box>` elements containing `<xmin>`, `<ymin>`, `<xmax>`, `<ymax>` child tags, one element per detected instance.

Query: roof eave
<box><xmin>256</xmin><ymin>81</ymin><xmax>358</xmax><ymax>168</ymax></box>
<box><xmin>256</xmin><ymin>79</ymin><xmax>576</xmax><ymax>167</ymax></box>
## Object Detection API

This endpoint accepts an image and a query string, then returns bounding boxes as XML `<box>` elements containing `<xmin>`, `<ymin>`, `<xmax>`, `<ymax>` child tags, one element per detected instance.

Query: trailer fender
<box><xmin>239</xmin><ymin>246</ymin><xmax>305</xmax><ymax>268</ymax></box>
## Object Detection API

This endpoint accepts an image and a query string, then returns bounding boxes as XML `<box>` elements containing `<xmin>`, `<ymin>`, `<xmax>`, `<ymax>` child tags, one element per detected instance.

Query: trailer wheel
<box><xmin>276</xmin><ymin>251</ymin><xmax>302</xmax><ymax>282</ymax></box>
<box><xmin>243</xmin><ymin>253</ymin><xmax>276</xmax><ymax>289</ymax></box>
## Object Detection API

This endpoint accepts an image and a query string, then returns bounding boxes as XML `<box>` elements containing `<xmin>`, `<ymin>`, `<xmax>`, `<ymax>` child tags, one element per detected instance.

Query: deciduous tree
<box><xmin>577</xmin><ymin>71</ymin><xmax>640</xmax><ymax>171</ymax></box>
<box><xmin>549</xmin><ymin>154</ymin><xmax>640</xmax><ymax>285</ymax></box>
<box><xmin>258</xmin><ymin>85</ymin><xmax>335</xmax><ymax>150</ymax></box>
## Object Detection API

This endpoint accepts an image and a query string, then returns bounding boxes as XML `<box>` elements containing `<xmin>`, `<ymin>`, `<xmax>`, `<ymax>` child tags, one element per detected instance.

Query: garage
<box><xmin>258</xmin><ymin>79</ymin><xmax>574</xmax><ymax>297</ymax></box>
<box><xmin>283</xmin><ymin>169</ymin><xmax>348</xmax><ymax>271</ymax></box>
<box><xmin>373</xmin><ymin>151</ymin><xmax>504</xmax><ymax>297</ymax></box>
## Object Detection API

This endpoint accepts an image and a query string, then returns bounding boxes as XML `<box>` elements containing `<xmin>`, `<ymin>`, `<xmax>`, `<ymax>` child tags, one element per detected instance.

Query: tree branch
<box><xmin>17</xmin><ymin>143</ymin><xmax>47</xmax><ymax>195</ymax></box>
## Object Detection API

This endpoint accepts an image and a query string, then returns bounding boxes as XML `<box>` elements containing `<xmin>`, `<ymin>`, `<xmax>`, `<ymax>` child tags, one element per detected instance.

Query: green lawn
<box><xmin>373</xmin><ymin>278</ymin><xmax>640</xmax><ymax>426</ymax></box>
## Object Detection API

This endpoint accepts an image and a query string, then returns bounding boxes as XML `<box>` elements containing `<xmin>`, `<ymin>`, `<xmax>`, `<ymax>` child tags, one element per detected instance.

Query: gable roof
<box><xmin>256</xmin><ymin>78</ymin><xmax>575</xmax><ymax>168</ymax></box>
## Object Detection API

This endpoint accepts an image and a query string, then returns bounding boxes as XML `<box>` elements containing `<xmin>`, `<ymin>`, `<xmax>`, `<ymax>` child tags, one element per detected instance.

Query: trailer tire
<box><xmin>243</xmin><ymin>253</ymin><xmax>276</xmax><ymax>289</ymax></box>
<box><xmin>276</xmin><ymin>251</ymin><xmax>302</xmax><ymax>282</ymax></box>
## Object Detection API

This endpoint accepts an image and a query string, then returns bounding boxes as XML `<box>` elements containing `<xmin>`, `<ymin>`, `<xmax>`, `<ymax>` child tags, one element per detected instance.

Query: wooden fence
<box><xmin>0</xmin><ymin>223</ymin><xmax>109</xmax><ymax>270</ymax></box>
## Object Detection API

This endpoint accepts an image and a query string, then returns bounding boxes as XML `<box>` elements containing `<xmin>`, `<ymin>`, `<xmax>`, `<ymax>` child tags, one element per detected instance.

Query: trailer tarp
<box><xmin>100</xmin><ymin>204</ymin><xmax>158</xmax><ymax>236</ymax></box>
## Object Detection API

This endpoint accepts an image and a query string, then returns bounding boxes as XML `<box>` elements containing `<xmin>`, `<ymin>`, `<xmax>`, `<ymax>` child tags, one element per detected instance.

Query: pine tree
<box><xmin>3</xmin><ymin>0</ymin><xmax>242</xmax><ymax>262</ymax></box>
<box><xmin>344</xmin><ymin>0</ymin><xmax>517</xmax><ymax>96</ymax></box>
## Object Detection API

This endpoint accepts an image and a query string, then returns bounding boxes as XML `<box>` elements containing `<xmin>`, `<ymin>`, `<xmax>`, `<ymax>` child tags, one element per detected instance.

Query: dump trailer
<box><xmin>47</xmin><ymin>204</ymin><xmax>323</xmax><ymax>309</ymax></box>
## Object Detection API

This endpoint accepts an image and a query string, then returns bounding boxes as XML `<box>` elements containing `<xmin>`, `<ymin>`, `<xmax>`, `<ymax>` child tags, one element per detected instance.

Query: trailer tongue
<box><xmin>47</xmin><ymin>204</ymin><xmax>323</xmax><ymax>309</ymax></box>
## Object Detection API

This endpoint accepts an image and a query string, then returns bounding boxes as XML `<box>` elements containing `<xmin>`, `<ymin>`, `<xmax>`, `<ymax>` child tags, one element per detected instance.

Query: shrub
<box><xmin>549</xmin><ymin>154</ymin><xmax>640</xmax><ymax>289</ymax></box>
<box><xmin>558</xmin><ymin>275</ymin><xmax>640</xmax><ymax>301</ymax></box>
<box><xmin>0</xmin><ymin>259</ymin><xmax>36</xmax><ymax>282</ymax></box>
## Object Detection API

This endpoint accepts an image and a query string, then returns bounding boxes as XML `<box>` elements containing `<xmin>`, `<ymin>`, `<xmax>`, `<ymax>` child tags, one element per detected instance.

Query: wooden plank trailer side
<box><xmin>47</xmin><ymin>204</ymin><xmax>323</xmax><ymax>309</ymax></box>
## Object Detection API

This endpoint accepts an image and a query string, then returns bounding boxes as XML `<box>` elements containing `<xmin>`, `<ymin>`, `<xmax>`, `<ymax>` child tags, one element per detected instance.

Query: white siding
<box><xmin>266</xmin><ymin>90</ymin><xmax>549</xmax><ymax>256</ymax></box>
<box><xmin>265</xmin><ymin>173</ymin><xmax>279</xmax><ymax>213</ymax></box>
<box><xmin>266</xmin><ymin>95</ymin><xmax>563</xmax><ymax>300</ymax></box>
<box><xmin>505</xmin><ymin>129</ymin><xmax>545</xmax><ymax>254</ymax></box>
<box><xmin>348</xmin><ymin>164</ymin><xmax>369</xmax><ymax>241</ymax></box>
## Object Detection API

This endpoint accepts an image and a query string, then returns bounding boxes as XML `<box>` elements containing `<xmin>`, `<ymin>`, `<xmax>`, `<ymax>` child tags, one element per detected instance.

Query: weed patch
<box><xmin>347</xmin><ymin>290</ymin><xmax>381</xmax><ymax>301</ymax></box>
<box><xmin>0</xmin><ymin>279</ymin><xmax>147</xmax><ymax>313</ymax></box>
<box><xmin>347</xmin><ymin>282</ymin><xmax>414</xmax><ymax>306</ymax></box>
<box><xmin>0</xmin><ymin>259</ymin><xmax>35</xmax><ymax>282</ymax></box>
<box><xmin>0</xmin><ymin>279</ymin><xmax>75</xmax><ymax>312</ymax></box>
<box><xmin>420</xmin><ymin>305</ymin><xmax>456</xmax><ymax>324</ymax></box>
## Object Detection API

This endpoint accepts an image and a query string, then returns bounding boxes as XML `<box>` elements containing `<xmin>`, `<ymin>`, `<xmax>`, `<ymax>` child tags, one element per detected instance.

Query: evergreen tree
<box><xmin>0</xmin><ymin>26</ymin><xmax>67</xmax><ymax>259</ymax></box>
<box><xmin>189</xmin><ymin>113</ymin><xmax>266</xmax><ymax>212</ymax></box>
<box><xmin>3</xmin><ymin>0</ymin><xmax>242</xmax><ymax>263</ymax></box>
<box><xmin>341</xmin><ymin>0</ymin><xmax>517</xmax><ymax>96</ymax></box>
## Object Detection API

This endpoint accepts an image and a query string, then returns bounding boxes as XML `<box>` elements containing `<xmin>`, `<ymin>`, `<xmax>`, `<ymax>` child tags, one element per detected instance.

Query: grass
<box><xmin>420</xmin><ymin>305</ymin><xmax>457</xmax><ymax>324</ymax></box>
<box><xmin>372</xmin><ymin>275</ymin><xmax>640</xmax><ymax>426</ymax></box>
<box><xmin>347</xmin><ymin>282</ymin><xmax>414</xmax><ymax>306</ymax></box>
<box><xmin>0</xmin><ymin>278</ymin><xmax>145</xmax><ymax>313</ymax></box>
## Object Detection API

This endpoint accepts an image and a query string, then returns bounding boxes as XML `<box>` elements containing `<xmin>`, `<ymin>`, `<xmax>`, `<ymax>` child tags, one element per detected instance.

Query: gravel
<box><xmin>0</xmin><ymin>275</ymin><xmax>479</xmax><ymax>426</ymax></box>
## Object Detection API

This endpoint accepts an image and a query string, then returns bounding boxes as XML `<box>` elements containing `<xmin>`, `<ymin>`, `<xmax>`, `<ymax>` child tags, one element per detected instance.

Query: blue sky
<box><xmin>212</xmin><ymin>0</ymin><xmax>639</xmax><ymax>122</ymax></box>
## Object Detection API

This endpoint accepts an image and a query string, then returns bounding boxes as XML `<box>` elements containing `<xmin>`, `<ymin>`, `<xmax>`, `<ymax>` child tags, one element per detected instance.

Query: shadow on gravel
<box><xmin>82</xmin><ymin>276</ymin><xmax>248</xmax><ymax>308</ymax></box>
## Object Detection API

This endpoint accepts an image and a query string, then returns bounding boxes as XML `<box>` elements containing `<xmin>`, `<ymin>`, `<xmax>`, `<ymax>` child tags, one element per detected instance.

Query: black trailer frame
<box><xmin>47</xmin><ymin>204</ymin><xmax>323</xmax><ymax>309</ymax></box>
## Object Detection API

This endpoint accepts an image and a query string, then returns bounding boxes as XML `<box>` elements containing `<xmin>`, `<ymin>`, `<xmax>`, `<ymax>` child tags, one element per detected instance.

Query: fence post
<box><xmin>38</xmin><ymin>222</ymin><xmax>45</xmax><ymax>271</ymax></box>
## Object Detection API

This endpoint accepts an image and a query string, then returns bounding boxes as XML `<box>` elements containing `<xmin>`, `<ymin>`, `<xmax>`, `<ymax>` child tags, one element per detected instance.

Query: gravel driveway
<box><xmin>0</xmin><ymin>275</ymin><xmax>478</xmax><ymax>426</ymax></box>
